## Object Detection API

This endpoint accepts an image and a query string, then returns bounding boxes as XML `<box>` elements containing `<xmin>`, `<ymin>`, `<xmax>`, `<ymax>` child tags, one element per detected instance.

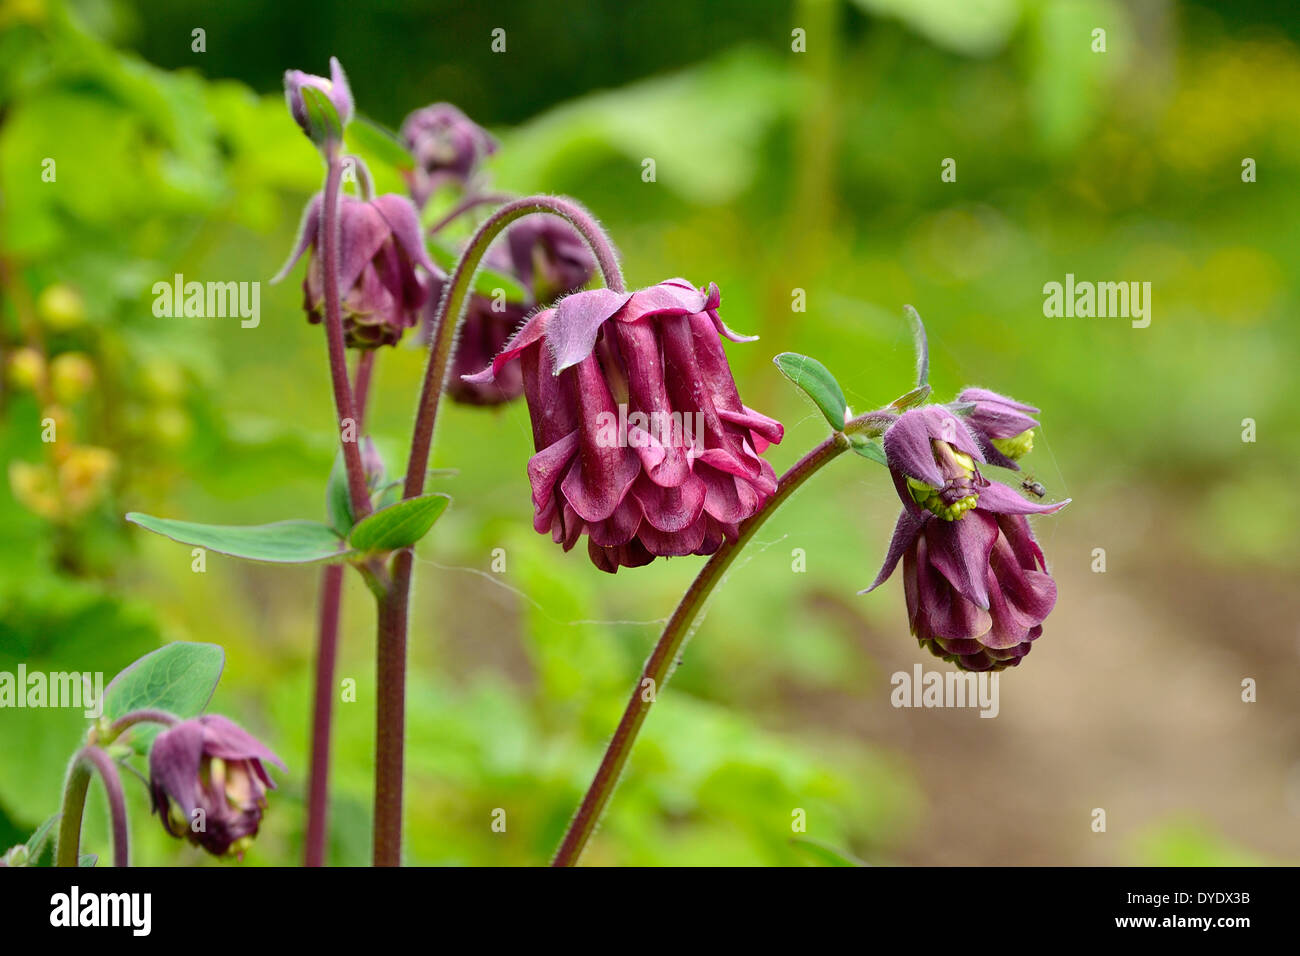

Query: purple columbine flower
<box><xmin>863</xmin><ymin>405</ymin><xmax>1068</xmax><ymax>671</ymax></box>
<box><xmin>148</xmin><ymin>715</ymin><xmax>285</xmax><ymax>859</ymax></box>
<box><xmin>464</xmin><ymin>279</ymin><xmax>784</xmax><ymax>572</ymax></box>
<box><xmin>284</xmin><ymin>57</ymin><xmax>353</xmax><ymax>143</ymax></box>
<box><xmin>444</xmin><ymin>217</ymin><xmax>596</xmax><ymax>406</ymax></box>
<box><xmin>400</xmin><ymin>103</ymin><xmax>498</xmax><ymax>207</ymax></box>
<box><xmin>955</xmin><ymin>387</ymin><xmax>1039</xmax><ymax>470</ymax></box>
<box><xmin>274</xmin><ymin>193</ymin><xmax>440</xmax><ymax>349</ymax></box>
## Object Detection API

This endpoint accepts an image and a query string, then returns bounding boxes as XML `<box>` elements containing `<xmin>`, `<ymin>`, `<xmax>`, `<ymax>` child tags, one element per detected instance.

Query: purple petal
<box><xmin>977</xmin><ymin>481</ymin><xmax>1071</xmax><ymax>516</ymax></box>
<box><xmin>462</xmin><ymin>308</ymin><xmax>551</xmax><ymax>384</ymax></box>
<box><xmin>617</xmin><ymin>280</ymin><xmax>708</xmax><ymax>324</ymax></box>
<box><xmin>371</xmin><ymin>194</ymin><xmax>439</xmax><ymax>275</ymax></box>
<box><xmin>883</xmin><ymin>410</ymin><xmax>944</xmax><ymax>487</ymax></box>
<box><xmin>271</xmin><ymin>194</ymin><xmax>323</xmax><ymax>284</ymax></box>
<box><xmin>957</xmin><ymin>387</ymin><xmax>1039</xmax><ymax>414</ymax></box>
<box><xmin>547</xmin><ymin>289</ymin><xmax>631</xmax><ymax>374</ymax></box>
<box><xmin>328</xmin><ymin>56</ymin><xmax>354</xmax><ymax>126</ymax></box>
<box><xmin>199</xmin><ymin>715</ymin><xmax>286</xmax><ymax>771</ymax></box>
<box><xmin>859</xmin><ymin>508</ymin><xmax>926</xmax><ymax>594</ymax></box>
<box><xmin>148</xmin><ymin>720</ymin><xmax>206</xmax><ymax>825</ymax></box>
<box><xmin>924</xmin><ymin>510</ymin><xmax>998</xmax><ymax>610</ymax></box>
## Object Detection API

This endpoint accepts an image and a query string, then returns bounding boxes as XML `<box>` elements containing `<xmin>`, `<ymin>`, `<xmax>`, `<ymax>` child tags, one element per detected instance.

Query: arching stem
<box><xmin>552</xmin><ymin>411</ymin><xmax>892</xmax><ymax>866</ymax></box>
<box><xmin>370</xmin><ymin>195</ymin><xmax>624</xmax><ymax>866</ymax></box>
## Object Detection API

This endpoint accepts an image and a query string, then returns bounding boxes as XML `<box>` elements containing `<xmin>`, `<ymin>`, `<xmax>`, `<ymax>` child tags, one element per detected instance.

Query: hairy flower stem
<box><xmin>104</xmin><ymin>709</ymin><xmax>177</xmax><ymax>739</ymax></box>
<box><xmin>371</xmin><ymin>561</ymin><xmax>409</xmax><ymax>866</ymax></box>
<box><xmin>404</xmin><ymin>196</ymin><xmax>624</xmax><ymax>501</ymax></box>
<box><xmin>321</xmin><ymin>149</ymin><xmax>372</xmax><ymax>522</ymax></box>
<box><xmin>307</xmin><ymin>353</ymin><xmax>376</xmax><ymax>867</ymax></box>
<box><xmin>368</xmin><ymin>196</ymin><xmax>624</xmax><ymax>866</ymax></box>
<box><xmin>552</xmin><ymin>412</ymin><xmax>892</xmax><ymax>866</ymax></box>
<box><xmin>55</xmin><ymin>746</ymin><xmax>130</xmax><ymax>867</ymax></box>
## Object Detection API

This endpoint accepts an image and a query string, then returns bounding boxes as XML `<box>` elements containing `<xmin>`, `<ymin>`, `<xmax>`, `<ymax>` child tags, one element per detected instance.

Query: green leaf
<box><xmin>790</xmin><ymin>837</ymin><xmax>867</xmax><ymax>867</ymax></box>
<box><xmin>890</xmin><ymin>384</ymin><xmax>931</xmax><ymax>411</ymax></box>
<box><xmin>348</xmin><ymin>494</ymin><xmax>451</xmax><ymax>553</ymax></box>
<box><xmin>126</xmin><ymin>513</ymin><xmax>350</xmax><ymax>564</ymax></box>
<box><xmin>773</xmin><ymin>353</ymin><xmax>847</xmax><ymax>431</ymax></box>
<box><xmin>902</xmin><ymin>305</ymin><xmax>929</xmax><ymax>388</ymax></box>
<box><xmin>24</xmin><ymin>813</ymin><xmax>60</xmax><ymax>863</ymax></box>
<box><xmin>345</xmin><ymin>115</ymin><xmax>413</xmax><ymax>170</ymax></box>
<box><xmin>427</xmin><ymin>237</ymin><xmax>528</xmax><ymax>301</ymax></box>
<box><xmin>79</xmin><ymin>854</ymin><xmax>97</xmax><ymax>867</ymax></box>
<box><xmin>102</xmin><ymin>642</ymin><xmax>225</xmax><ymax>754</ymax></box>
<box><xmin>848</xmin><ymin>433</ymin><xmax>888</xmax><ymax>466</ymax></box>
<box><xmin>299</xmin><ymin>85</ymin><xmax>342</xmax><ymax>146</ymax></box>
<box><xmin>326</xmin><ymin>451</ymin><xmax>354</xmax><ymax>535</ymax></box>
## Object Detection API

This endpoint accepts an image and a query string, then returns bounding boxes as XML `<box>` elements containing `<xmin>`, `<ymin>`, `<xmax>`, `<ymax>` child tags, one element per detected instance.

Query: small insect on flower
<box><xmin>1020</xmin><ymin>475</ymin><xmax>1046</xmax><ymax>499</ymax></box>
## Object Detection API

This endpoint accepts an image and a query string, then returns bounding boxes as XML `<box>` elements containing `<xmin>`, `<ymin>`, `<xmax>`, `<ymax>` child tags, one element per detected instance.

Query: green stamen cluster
<box><xmin>906</xmin><ymin>477</ymin><xmax>978</xmax><ymax>521</ymax></box>
<box><xmin>991</xmin><ymin>428</ymin><xmax>1035</xmax><ymax>460</ymax></box>
<box><xmin>906</xmin><ymin>446</ymin><xmax>979</xmax><ymax>521</ymax></box>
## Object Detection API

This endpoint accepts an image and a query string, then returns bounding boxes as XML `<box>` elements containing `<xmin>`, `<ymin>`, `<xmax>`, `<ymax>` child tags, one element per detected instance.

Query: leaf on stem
<box><xmin>773</xmin><ymin>352</ymin><xmax>848</xmax><ymax>432</ymax></box>
<box><xmin>326</xmin><ymin>451</ymin><xmax>355</xmax><ymax>535</ymax></box>
<box><xmin>23</xmin><ymin>813</ymin><xmax>60</xmax><ymax>864</ymax></box>
<box><xmin>889</xmin><ymin>383</ymin><xmax>931</xmax><ymax>411</ymax></box>
<box><xmin>345</xmin><ymin>115</ymin><xmax>413</xmax><ymax>171</ymax></box>
<box><xmin>348</xmin><ymin>493</ymin><xmax>451</xmax><ymax>553</ymax></box>
<box><xmin>126</xmin><ymin>513</ymin><xmax>351</xmax><ymax>564</ymax></box>
<box><xmin>102</xmin><ymin>642</ymin><xmax>225</xmax><ymax>754</ymax></box>
<box><xmin>848</xmin><ymin>432</ymin><xmax>889</xmax><ymax>466</ymax></box>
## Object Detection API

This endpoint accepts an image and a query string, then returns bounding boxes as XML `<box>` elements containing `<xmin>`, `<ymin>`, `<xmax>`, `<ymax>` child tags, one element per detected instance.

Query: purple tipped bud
<box><xmin>284</xmin><ymin>57</ymin><xmax>353</xmax><ymax>145</ymax></box>
<box><xmin>274</xmin><ymin>192</ymin><xmax>441</xmax><ymax>349</ymax></box>
<box><xmin>464</xmin><ymin>279</ymin><xmax>783</xmax><ymax>572</ymax></box>
<box><xmin>955</xmin><ymin>387</ymin><xmax>1040</xmax><ymax>470</ymax></box>
<box><xmin>400</xmin><ymin>103</ymin><xmax>498</xmax><ymax>207</ymax></box>
<box><xmin>148</xmin><ymin>715</ymin><xmax>284</xmax><ymax>858</ymax></box>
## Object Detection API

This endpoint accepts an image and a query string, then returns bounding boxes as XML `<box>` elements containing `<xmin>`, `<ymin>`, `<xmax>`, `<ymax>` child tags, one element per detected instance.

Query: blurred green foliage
<box><xmin>1</xmin><ymin>0</ymin><xmax>1296</xmax><ymax>865</ymax></box>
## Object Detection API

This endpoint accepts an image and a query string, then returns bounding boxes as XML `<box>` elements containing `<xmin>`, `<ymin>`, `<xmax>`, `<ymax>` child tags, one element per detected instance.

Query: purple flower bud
<box><xmin>955</xmin><ymin>387</ymin><xmax>1040</xmax><ymax>470</ymax></box>
<box><xmin>148</xmin><ymin>715</ymin><xmax>284</xmax><ymax>858</ymax></box>
<box><xmin>443</xmin><ymin>218</ymin><xmax>596</xmax><ymax>407</ymax></box>
<box><xmin>863</xmin><ymin>405</ymin><xmax>1069</xmax><ymax>671</ymax></box>
<box><xmin>444</xmin><ymin>290</ymin><xmax>530</xmax><ymax>406</ymax></box>
<box><xmin>284</xmin><ymin>57</ymin><xmax>353</xmax><ymax>144</ymax></box>
<box><xmin>400</xmin><ymin>103</ymin><xmax>498</xmax><ymax>207</ymax></box>
<box><xmin>505</xmin><ymin>216</ymin><xmax>595</xmax><ymax>306</ymax></box>
<box><xmin>464</xmin><ymin>279</ymin><xmax>784</xmax><ymax>572</ymax></box>
<box><xmin>274</xmin><ymin>193</ymin><xmax>441</xmax><ymax>349</ymax></box>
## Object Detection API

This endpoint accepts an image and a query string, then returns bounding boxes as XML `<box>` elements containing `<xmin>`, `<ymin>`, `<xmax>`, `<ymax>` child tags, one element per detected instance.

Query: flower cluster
<box><xmin>274</xmin><ymin>193</ymin><xmax>440</xmax><ymax>349</ymax></box>
<box><xmin>466</xmin><ymin>279</ymin><xmax>783</xmax><ymax>571</ymax></box>
<box><xmin>863</xmin><ymin>398</ymin><xmax>1067</xmax><ymax>671</ymax></box>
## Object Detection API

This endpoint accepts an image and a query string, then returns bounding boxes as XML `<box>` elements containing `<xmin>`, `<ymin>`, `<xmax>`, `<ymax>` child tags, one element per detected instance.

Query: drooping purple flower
<box><xmin>284</xmin><ymin>57</ymin><xmax>353</xmax><ymax>143</ymax></box>
<box><xmin>442</xmin><ymin>217</ymin><xmax>595</xmax><ymax>406</ymax></box>
<box><xmin>464</xmin><ymin>279</ymin><xmax>784</xmax><ymax>572</ymax></box>
<box><xmin>400</xmin><ymin>103</ymin><xmax>498</xmax><ymax>207</ymax></box>
<box><xmin>863</xmin><ymin>405</ymin><xmax>1067</xmax><ymax>671</ymax></box>
<box><xmin>148</xmin><ymin>715</ymin><xmax>285</xmax><ymax>858</ymax></box>
<box><xmin>955</xmin><ymin>387</ymin><xmax>1039</xmax><ymax>470</ymax></box>
<box><xmin>273</xmin><ymin>193</ymin><xmax>440</xmax><ymax>349</ymax></box>
<box><xmin>504</xmin><ymin>217</ymin><xmax>595</xmax><ymax>306</ymax></box>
